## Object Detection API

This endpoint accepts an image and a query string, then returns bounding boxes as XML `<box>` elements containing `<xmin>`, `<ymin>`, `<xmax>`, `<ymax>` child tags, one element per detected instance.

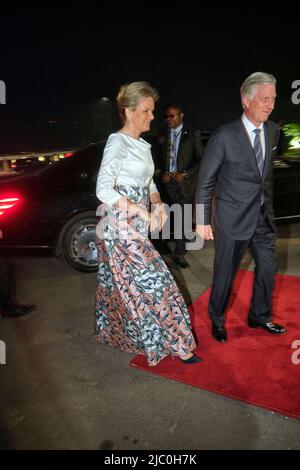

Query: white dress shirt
<box><xmin>242</xmin><ymin>114</ymin><xmax>266</xmax><ymax>159</ymax></box>
<box><xmin>96</xmin><ymin>133</ymin><xmax>158</xmax><ymax>205</ymax></box>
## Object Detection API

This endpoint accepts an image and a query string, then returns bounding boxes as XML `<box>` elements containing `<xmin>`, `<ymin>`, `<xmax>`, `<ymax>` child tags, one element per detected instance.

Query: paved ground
<box><xmin>1</xmin><ymin>223</ymin><xmax>300</xmax><ymax>450</ymax></box>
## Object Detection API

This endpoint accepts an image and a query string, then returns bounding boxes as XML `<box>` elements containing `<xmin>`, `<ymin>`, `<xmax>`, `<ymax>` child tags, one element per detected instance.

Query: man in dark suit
<box><xmin>195</xmin><ymin>72</ymin><xmax>286</xmax><ymax>342</ymax></box>
<box><xmin>153</xmin><ymin>104</ymin><xmax>203</xmax><ymax>268</ymax></box>
<box><xmin>0</xmin><ymin>229</ymin><xmax>35</xmax><ymax>318</ymax></box>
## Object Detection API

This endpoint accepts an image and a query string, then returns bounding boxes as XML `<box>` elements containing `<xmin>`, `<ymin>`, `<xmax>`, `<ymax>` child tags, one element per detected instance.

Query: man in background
<box><xmin>153</xmin><ymin>104</ymin><xmax>203</xmax><ymax>268</ymax></box>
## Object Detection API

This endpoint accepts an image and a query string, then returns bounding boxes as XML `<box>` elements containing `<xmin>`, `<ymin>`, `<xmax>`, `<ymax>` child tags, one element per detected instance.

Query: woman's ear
<box><xmin>124</xmin><ymin>107</ymin><xmax>132</xmax><ymax>122</ymax></box>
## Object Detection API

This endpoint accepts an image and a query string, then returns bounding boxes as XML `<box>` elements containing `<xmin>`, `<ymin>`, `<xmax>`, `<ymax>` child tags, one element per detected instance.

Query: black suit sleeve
<box><xmin>185</xmin><ymin>129</ymin><xmax>204</xmax><ymax>178</ymax></box>
<box><xmin>195</xmin><ymin>129</ymin><xmax>225</xmax><ymax>225</ymax></box>
<box><xmin>151</xmin><ymin>134</ymin><xmax>165</xmax><ymax>173</ymax></box>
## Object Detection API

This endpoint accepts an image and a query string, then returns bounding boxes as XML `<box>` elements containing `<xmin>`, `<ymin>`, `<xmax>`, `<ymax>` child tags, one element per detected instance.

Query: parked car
<box><xmin>0</xmin><ymin>139</ymin><xmax>300</xmax><ymax>272</ymax></box>
<box><xmin>0</xmin><ymin>142</ymin><xmax>104</xmax><ymax>272</ymax></box>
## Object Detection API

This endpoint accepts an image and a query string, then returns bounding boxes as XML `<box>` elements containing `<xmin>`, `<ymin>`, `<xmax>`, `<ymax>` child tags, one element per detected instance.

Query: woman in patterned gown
<box><xmin>95</xmin><ymin>81</ymin><xmax>202</xmax><ymax>366</ymax></box>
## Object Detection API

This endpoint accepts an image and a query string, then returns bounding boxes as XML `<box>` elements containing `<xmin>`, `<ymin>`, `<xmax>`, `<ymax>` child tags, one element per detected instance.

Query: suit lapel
<box><xmin>236</xmin><ymin>120</ymin><xmax>261</xmax><ymax>179</ymax></box>
<box><xmin>177</xmin><ymin>125</ymin><xmax>188</xmax><ymax>167</ymax></box>
<box><xmin>262</xmin><ymin>122</ymin><xmax>272</xmax><ymax>181</ymax></box>
<box><xmin>163</xmin><ymin>129</ymin><xmax>171</xmax><ymax>172</ymax></box>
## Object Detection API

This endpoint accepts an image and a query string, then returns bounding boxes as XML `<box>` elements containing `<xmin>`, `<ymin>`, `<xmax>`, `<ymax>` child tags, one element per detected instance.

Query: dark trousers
<box><xmin>163</xmin><ymin>182</ymin><xmax>193</xmax><ymax>256</ymax></box>
<box><xmin>0</xmin><ymin>257</ymin><xmax>11</xmax><ymax>308</ymax></box>
<box><xmin>209</xmin><ymin>205</ymin><xmax>277</xmax><ymax>327</ymax></box>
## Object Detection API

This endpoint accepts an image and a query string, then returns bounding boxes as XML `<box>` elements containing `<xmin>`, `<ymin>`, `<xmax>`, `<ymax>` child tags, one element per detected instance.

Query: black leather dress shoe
<box><xmin>179</xmin><ymin>354</ymin><xmax>203</xmax><ymax>364</ymax></box>
<box><xmin>173</xmin><ymin>256</ymin><xmax>190</xmax><ymax>269</ymax></box>
<box><xmin>248</xmin><ymin>319</ymin><xmax>286</xmax><ymax>334</ymax></box>
<box><xmin>2</xmin><ymin>304</ymin><xmax>36</xmax><ymax>318</ymax></box>
<box><xmin>212</xmin><ymin>325</ymin><xmax>228</xmax><ymax>342</ymax></box>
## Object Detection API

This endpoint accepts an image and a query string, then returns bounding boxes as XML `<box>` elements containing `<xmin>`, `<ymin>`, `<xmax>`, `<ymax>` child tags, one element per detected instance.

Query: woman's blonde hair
<box><xmin>116</xmin><ymin>81</ymin><xmax>159</xmax><ymax>122</ymax></box>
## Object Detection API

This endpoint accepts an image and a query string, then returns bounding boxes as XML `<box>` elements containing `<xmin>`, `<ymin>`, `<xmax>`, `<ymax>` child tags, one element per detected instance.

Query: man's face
<box><xmin>164</xmin><ymin>107</ymin><xmax>183</xmax><ymax>129</ymax></box>
<box><xmin>243</xmin><ymin>83</ymin><xmax>276</xmax><ymax>127</ymax></box>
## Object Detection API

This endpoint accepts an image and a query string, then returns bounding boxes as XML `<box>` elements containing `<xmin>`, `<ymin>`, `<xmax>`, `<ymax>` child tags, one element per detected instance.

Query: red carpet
<box><xmin>130</xmin><ymin>271</ymin><xmax>300</xmax><ymax>419</ymax></box>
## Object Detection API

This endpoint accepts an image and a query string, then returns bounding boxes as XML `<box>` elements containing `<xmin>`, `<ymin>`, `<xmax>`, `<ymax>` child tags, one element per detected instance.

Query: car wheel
<box><xmin>61</xmin><ymin>214</ymin><xmax>99</xmax><ymax>272</ymax></box>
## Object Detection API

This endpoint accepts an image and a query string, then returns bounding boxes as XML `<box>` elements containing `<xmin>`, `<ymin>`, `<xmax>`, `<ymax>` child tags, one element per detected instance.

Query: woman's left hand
<box><xmin>153</xmin><ymin>202</ymin><xmax>168</xmax><ymax>229</ymax></box>
<box><xmin>149</xmin><ymin>213</ymin><xmax>161</xmax><ymax>233</ymax></box>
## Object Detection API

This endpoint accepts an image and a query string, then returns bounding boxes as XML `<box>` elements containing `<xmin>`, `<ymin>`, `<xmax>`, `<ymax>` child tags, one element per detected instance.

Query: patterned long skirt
<box><xmin>95</xmin><ymin>185</ymin><xmax>196</xmax><ymax>366</ymax></box>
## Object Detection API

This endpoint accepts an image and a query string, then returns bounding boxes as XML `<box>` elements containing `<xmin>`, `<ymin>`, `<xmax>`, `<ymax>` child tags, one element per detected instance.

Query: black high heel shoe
<box><xmin>179</xmin><ymin>354</ymin><xmax>203</xmax><ymax>364</ymax></box>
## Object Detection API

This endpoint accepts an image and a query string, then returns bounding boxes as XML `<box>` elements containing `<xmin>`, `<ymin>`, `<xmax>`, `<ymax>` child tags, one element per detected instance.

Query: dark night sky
<box><xmin>1</xmin><ymin>7</ymin><xmax>300</xmax><ymax>152</ymax></box>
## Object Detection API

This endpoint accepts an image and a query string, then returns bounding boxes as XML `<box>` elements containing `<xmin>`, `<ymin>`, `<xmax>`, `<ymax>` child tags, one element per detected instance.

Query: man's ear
<box><xmin>242</xmin><ymin>95</ymin><xmax>250</xmax><ymax>110</ymax></box>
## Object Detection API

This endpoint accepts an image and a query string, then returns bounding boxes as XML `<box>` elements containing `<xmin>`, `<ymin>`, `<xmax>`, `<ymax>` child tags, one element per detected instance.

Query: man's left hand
<box><xmin>173</xmin><ymin>171</ymin><xmax>188</xmax><ymax>182</ymax></box>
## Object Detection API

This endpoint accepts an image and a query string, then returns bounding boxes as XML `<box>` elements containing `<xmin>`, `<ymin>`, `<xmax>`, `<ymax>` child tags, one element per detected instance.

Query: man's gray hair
<box><xmin>240</xmin><ymin>72</ymin><xmax>277</xmax><ymax>100</ymax></box>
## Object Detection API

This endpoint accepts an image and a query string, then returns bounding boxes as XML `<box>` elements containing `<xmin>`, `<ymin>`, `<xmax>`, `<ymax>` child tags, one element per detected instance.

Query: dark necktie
<box><xmin>253</xmin><ymin>128</ymin><xmax>264</xmax><ymax>176</ymax></box>
<box><xmin>169</xmin><ymin>130</ymin><xmax>178</xmax><ymax>172</ymax></box>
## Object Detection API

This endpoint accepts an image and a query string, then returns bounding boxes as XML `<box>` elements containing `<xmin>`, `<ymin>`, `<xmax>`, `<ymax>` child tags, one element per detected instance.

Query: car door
<box><xmin>273</xmin><ymin>158</ymin><xmax>297</xmax><ymax>220</ymax></box>
<box><xmin>291</xmin><ymin>159</ymin><xmax>300</xmax><ymax>217</ymax></box>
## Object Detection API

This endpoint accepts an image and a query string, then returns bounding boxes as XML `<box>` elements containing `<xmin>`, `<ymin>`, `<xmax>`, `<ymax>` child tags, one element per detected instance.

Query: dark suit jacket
<box><xmin>152</xmin><ymin>124</ymin><xmax>203</xmax><ymax>198</ymax></box>
<box><xmin>195</xmin><ymin>118</ymin><xmax>280</xmax><ymax>239</ymax></box>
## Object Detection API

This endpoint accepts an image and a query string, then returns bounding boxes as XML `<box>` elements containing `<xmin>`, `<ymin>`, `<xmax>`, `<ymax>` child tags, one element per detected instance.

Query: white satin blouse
<box><xmin>96</xmin><ymin>132</ymin><xmax>158</xmax><ymax>205</ymax></box>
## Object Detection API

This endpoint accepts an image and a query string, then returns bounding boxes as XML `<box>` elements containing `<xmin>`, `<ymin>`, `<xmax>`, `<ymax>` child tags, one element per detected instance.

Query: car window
<box><xmin>38</xmin><ymin>142</ymin><xmax>105</xmax><ymax>181</ymax></box>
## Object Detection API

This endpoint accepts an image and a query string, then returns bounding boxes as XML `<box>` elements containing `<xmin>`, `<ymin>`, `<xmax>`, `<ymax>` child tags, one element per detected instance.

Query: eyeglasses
<box><xmin>164</xmin><ymin>113</ymin><xmax>179</xmax><ymax>119</ymax></box>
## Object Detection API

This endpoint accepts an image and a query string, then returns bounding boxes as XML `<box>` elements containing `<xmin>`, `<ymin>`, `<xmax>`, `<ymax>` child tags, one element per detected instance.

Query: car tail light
<box><xmin>0</xmin><ymin>196</ymin><xmax>21</xmax><ymax>216</ymax></box>
<box><xmin>63</xmin><ymin>152</ymin><xmax>74</xmax><ymax>158</ymax></box>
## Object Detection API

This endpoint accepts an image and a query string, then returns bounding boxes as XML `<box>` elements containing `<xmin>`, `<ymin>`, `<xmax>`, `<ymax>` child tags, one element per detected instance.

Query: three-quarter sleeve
<box><xmin>149</xmin><ymin>177</ymin><xmax>158</xmax><ymax>194</ymax></box>
<box><xmin>96</xmin><ymin>135</ymin><xmax>128</xmax><ymax>205</ymax></box>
